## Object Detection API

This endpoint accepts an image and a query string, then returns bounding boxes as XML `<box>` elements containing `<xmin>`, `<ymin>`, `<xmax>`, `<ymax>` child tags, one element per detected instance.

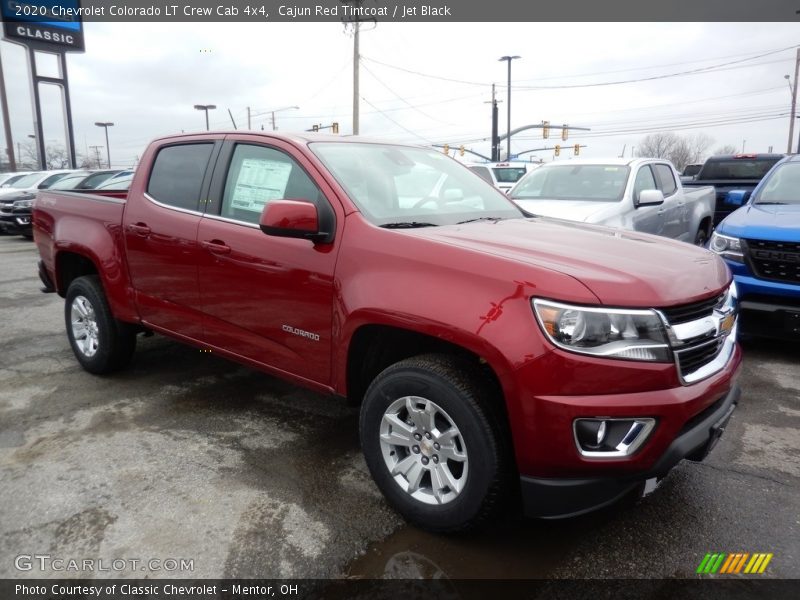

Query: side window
<box><xmin>221</xmin><ymin>144</ymin><xmax>324</xmax><ymax>225</ymax></box>
<box><xmin>469</xmin><ymin>166</ymin><xmax>493</xmax><ymax>184</ymax></box>
<box><xmin>653</xmin><ymin>164</ymin><xmax>677</xmax><ymax>196</ymax></box>
<box><xmin>147</xmin><ymin>143</ymin><xmax>214</xmax><ymax>211</ymax></box>
<box><xmin>633</xmin><ymin>166</ymin><xmax>657</xmax><ymax>201</ymax></box>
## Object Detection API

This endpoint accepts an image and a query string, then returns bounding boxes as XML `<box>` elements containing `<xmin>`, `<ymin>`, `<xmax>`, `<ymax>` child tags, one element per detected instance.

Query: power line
<box><xmin>360</xmin><ymin>95</ymin><xmax>433</xmax><ymax>144</ymax></box>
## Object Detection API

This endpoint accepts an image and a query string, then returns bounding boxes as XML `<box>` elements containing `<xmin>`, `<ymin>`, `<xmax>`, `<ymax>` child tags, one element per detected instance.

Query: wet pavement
<box><xmin>1</xmin><ymin>235</ymin><xmax>798</xmax><ymax>580</ymax></box>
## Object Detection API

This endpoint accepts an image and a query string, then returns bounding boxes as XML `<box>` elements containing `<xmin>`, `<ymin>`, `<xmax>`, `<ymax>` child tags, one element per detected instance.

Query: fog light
<box><xmin>574</xmin><ymin>418</ymin><xmax>656</xmax><ymax>458</ymax></box>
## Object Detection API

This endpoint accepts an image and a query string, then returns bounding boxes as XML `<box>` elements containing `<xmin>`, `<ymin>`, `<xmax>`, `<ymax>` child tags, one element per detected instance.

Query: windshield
<box><xmin>492</xmin><ymin>167</ymin><xmax>528</xmax><ymax>183</ymax></box>
<box><xmin>310</xmin><ymin>142</ymin><xmax>524</xmax><ymax>226</ymax></box>
<box><xmin>1</xmin><ymin>174</ymin><xmax>25</xmax><ymax>187</ymax></box>
<box><xmin>49</xmin><ymin>174</ymin><xmax>88</xmax><ymax>190</ymax></box>
<box><xmin>8</xmin><ymin>172</ymin><xmax>44</xmax><ymax>188</ymax></box>
<box><xmin>510</xmin><ymin>164</ymin><xmax>629</xmax><ymax>202</ymax></box>
<box><xmin>753</xmin><ymin>163</ymin><xmax>800</xmax><ymax>205</ymax></box>
<box><xmin>683</xmin><ymin>164</ymin><xmax>702</xmax><ymax>177</ymax></box>
<box><xmin>95</xmin><ymin>174</ymin><xmax>133</xmax><ymax>190</ymax></box>
<box><xmin>699</xmin><ymin>158</ymin><xmax>781</xmax><ymax>180</ymax></box>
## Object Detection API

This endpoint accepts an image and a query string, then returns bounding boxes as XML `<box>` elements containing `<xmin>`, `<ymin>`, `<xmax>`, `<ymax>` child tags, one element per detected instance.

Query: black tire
<box><xmin>360</xmin><ymin>354</ymin><xmax>512</xmax><ymax>533</ymax></box>
<box><xmin>65</xmin><ymin>275</ymin><xmax>136</xmax><ymax>374</ymax></box>
<box><xmin>694</xmin><ymin>227</ymin><xmax>709</xmax><ymax>247</ymax></box>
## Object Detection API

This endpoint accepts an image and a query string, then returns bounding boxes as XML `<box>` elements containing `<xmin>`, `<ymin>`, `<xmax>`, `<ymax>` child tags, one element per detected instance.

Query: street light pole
<box><xmin>499</xmin><ymin>55</ymin><xmax>520</xmax><ymax>161</ymax></box>
<box><xmin>94</xmin><ymin>122</ymin><xmax>114</xmax><ymax>168</ymax></box>
<box><xmin>194</xmin><ymin>104</ymin><xmax>217</xmax><ymax>131</ymax></box>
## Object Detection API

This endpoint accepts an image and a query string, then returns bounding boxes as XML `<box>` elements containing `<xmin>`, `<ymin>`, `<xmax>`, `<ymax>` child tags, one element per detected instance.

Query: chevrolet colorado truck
<box><xmin>709</xmin><ymin>154</ymin><xmax>800</xmax><ymax>339</ymax></box>
<box><xmin>34</xmin><ymin>132</ymin><xmax>741</xmax><ymax>532</ymax></box>
<box><xmin>684</xmin><ymin>153</ymin><xmax>784</xmax><ymax>226</ymax></box>
<box><xmin>508</xmin><ymin>158</ymin><xmax>715</xmax><ymax>245</ymax></box>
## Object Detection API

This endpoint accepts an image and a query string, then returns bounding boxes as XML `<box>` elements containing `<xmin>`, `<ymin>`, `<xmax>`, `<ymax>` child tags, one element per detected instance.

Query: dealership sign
<box><xmin>1</xmin><ymin>0</ymin><xmax>84</xmax><ymax>52</ymax></box>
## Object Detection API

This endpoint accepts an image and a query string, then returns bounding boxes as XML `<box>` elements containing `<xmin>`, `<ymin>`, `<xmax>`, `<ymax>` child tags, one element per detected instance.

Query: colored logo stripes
<box><xmin>696</xmin><ymin>552</ymin><xmax>773</xmax><ymax>574</ymax></box>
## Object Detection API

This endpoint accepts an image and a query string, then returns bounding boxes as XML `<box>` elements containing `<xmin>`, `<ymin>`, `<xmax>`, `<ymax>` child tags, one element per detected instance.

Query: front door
<box><xmin>196</xmin><ymin>138</ymin><xmax>341</xmax><ymax>385</ymax></box>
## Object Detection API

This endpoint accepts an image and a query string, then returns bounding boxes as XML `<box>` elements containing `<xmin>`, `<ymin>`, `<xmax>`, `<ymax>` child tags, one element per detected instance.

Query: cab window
<box><xmin>147</xmin><ymin>143</ymin><xmax>214</xmax><ymax>211</ymax></box>
<box><xmin>633</xmin><ymin>166</ymin><xmax>657</xmax><ymax>201</ymax></box>
<box><xmin>653</xmin><ymin>164</ymin><xmax>677</xmax><ymax>196</ymax></box>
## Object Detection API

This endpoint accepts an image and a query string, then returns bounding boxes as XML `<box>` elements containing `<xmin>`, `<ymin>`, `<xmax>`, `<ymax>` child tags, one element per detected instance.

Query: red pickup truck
<box><xmin>34</xmin><ymin>132</ymin><xmax>741</xmax><ymax>532</ymax></box>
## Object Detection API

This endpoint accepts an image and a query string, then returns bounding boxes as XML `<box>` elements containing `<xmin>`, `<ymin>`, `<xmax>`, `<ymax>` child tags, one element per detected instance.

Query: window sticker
<box><xmin>230</xmin><ymin>158</ymin><xmax>292</xmax><ymax>212</ymax></box>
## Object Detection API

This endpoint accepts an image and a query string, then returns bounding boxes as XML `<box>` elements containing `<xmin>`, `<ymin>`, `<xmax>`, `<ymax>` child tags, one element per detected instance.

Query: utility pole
<box><xmin>787</xmin><ymin>48</ymin><xmax>800</xmax><ymax>154</ymax></box>
<box><xmin>89</xmin><ymin>145</ymin><xmax>103</xmax><ymax>169</ymax></box>
<box><xmin>491</xmin><ymin>84</ymin><xmax>499</xmax><ymax>162</ymax></box>
<box><xmin>499</xmin><ymin>55</ymin><xmax>521</xmax><ymax>161</ymax></box>
<box><xmin>247</xmin><ymin>106</ymin><xmax>251</xmax><ymax>130</ymax></box>
<box><xmin>342</xmin><ymin>0</ymin><xmax>368</xmax><ymax>136</ymax></box>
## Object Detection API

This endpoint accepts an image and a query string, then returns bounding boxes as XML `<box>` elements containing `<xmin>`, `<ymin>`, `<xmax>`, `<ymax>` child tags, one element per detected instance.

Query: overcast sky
<box><xmin>1</xmin><ymin>22</ymin><xmax>798</xmax><ymax>168</ymax></box>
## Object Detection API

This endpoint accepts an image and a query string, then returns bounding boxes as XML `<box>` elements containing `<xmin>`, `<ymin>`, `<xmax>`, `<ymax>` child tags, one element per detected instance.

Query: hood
<box><xmin>407</xmin><ymin>218</ymin><xmax>730</xmax><ymax>307</ymax></box>
<box><xmin>512</xmin><ymin>198</ymin><xmax>615</xmax><ymax>223</ymax></box>
<box><xmin>718</xmin><ymin>203</ymin><xmax>800</xmax><ymax>241</ymax></box>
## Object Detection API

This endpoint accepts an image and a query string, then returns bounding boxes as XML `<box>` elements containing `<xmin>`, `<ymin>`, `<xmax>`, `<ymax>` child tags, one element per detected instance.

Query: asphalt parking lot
<box><xmin>0</xmin><ymin>234</ymin><xmax>798</xmax><ymax>580</ymax></box>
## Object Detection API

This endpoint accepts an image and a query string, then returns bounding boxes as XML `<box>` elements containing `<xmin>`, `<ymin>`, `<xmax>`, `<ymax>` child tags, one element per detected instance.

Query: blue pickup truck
<box><xmin>708</xmin><ymin>154</ymin><xmax>800</xmax><ymax>339</ymax></box>
<box><xmin>685</xmin><ymin>153</ymin><xmax>784</xmax><ymax>226</ymax></box>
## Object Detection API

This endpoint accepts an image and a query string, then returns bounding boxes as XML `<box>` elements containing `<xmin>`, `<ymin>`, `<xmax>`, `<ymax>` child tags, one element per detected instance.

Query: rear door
<box><xmin>630</xmin><ymin>164</ymin><xmax>664</xmax><ymax>235</ymax></box>
<box><xmin>196</xmin><ymin>136</ymin><xmax>341</xmax><ymax>385</ymax></box>
<box><xmin>124</xmin><ymin>138</ymin><xmax>221</xmax><ymax>339</ymax></box>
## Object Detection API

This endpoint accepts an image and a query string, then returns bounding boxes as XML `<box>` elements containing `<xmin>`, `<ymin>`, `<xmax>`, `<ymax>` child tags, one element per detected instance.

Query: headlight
<box><xmin>13</xmin><ymin>199</ymin><xmax>33</xmax><ymax>209</ymax></box>
<box><xmin>532</xmin><ymin>299</ymin><xmax>671</xmax><ymax>362</ymax></box>
<box><xmin>708</xmin><ymin>232</ymin><xmax>743</xmax><ymax>262</ymax></box>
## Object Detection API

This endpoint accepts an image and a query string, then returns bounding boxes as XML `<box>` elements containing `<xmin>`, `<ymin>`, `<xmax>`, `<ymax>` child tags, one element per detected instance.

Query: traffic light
<box><xmin>542</xmin><ymin>120</ymin><xmax>550</xmax><ymax>139</ymax></box>
<box><xmin>443</xmin><ymin>144</ymin><xmax>450</xmax><ymax>154</ymax></box>
<box><xmin>332</xmin><ymin>122</ymin><xmax>339</xmax><ymax>134</ymax></box>
<box><xmin>554</xmin><ymin>144</ymin><xmax>561</xmax><ymax>157</ymax></box>
<box><xmin>312</xmin><ymin>124</ymin><xmax>319</xmax><ymax>132</ymax></box>
<box><xmin>561</xmin><ymin>125</ymin><xmax>568</xmax><ymax>141</ymax></box>
<box><xmin>574</xmin><ymin>144</ymin><xmax>580</xmax><ymax>156</ymax></box>
<box><xmin>459</xmin><ymin>145</ymin><xmax>465</xmax><ymax>157</ymax></box>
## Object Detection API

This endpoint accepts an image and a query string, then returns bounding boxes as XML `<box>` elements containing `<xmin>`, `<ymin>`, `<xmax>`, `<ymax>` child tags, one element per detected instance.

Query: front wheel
<box><xmin>694</xmin><ymin>226</ymin><xmax>709</xmax><ymax>247</ymax></box>
<box><xmin>65</xmin><ymin>275</ymin><xmax>136</xmax><ymax>374</ymax></box>
<box><xmin>360</xmin><ymin>354</ymin><xmax>511</xmax><ymax>532</ymax></box>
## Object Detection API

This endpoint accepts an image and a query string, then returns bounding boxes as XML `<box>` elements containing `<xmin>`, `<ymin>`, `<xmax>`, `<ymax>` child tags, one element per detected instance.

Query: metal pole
<box><xmin>271</xmin><ymin>111</ymin><xmax>276</xmax><ymax>131</ymax></box>
<box><xmin>0</xmin><ymin>47</ymin><xmax>16</xmax><ymax>171</ymax></box>
<box><xmin>28</xmin><ymin>48</ymin><xmax>46</xmax><ymax>170</ymax></box>
<box><xmin>788</xmin><ymin>48</ymin><xmax>800</xmax><ymax>154</ymax></box>
<box><xmin>506</xmin><ymin>60</ymin><xmax>512</xmax><ymax>161</ymax></box>
<box><xmin>103</xmin><ymin>126</ymin><xmax>110</xmax><ymax>168</ymax></box>
<box><xmin>247</xmin><ymin>106</ymin><xmax>251</xmax><ymax>129</ymax></box>
<box><xmin>60</xmin><ymin>52</ymin><xmax>77</xmax><ymax>169</ymax></box>
<box><xmin>353</xmin><ymin>20</ymin><xmax>360</xmax><ymax>135</ymax></box>
<box><xmin>205</xmin><ymin>109</ymin><xmax>209</xmax><ymax>131</ymax></box>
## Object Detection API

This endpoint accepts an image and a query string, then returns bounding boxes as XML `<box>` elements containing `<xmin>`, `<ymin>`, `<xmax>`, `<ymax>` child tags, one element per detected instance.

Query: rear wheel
<box><xmin>65</xmin><ymin>275</ymin><xmax>136</xmax><ymax>374</ymax></box>
<box><xmin>360</xmin><ymin>354</ymin><xmax>511</xmax><ymax>532</ymax></box>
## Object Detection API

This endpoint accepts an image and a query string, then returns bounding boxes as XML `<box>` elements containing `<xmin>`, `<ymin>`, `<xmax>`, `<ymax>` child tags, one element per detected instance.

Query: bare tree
<box><xmin>687</xmin><ymin>133</ymin><xmax>714</xmax><ymax>163</ymax></box>
<box><xmin>19</xmin><ymin>141</ymin><xmax>89</xmax><ymax>170</ymax></box>
<box><xmin>636</xmin><ymin>133</ymin><xmax>680</xmax><ymax>160</ymax></box>
<box><xmin>714</xmin><ymin>144</ymin><xmax>738</xmax><ymax>155</ymax></box>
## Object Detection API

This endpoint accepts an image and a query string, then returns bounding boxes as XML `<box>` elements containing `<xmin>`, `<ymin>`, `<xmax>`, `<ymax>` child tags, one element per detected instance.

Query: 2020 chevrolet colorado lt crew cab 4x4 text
<box><xmin>34</xmin><ymin>132</ymin><xmax>741</xmax><ymax>532</ymax></box>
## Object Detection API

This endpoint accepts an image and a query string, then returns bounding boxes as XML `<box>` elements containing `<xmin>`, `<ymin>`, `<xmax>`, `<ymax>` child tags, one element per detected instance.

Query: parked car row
<box><xmin>0</xmin><ymin>168</ymin><xmax>134</xmax><ymax>238</ymax></box>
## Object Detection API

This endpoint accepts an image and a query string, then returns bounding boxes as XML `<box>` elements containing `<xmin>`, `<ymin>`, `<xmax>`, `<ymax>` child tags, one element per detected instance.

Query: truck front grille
<box><xmin>745</xmin><ymin>239</ymin><xmax>800</xmax><ymax>284</ymax></box>
<box><xmin>674</xmin><ymin>337</ymin><xmax>726</xmax><ymax>379</ymax></box>
<box><xmin>660</xmin><ymin>293</ymin><xmax>725</xmax><ymax>324</ymax></box>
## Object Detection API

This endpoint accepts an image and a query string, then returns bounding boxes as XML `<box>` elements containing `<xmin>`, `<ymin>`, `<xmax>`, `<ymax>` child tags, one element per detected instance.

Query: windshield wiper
<box><xmin>379</xmin><ymin>221</ymin><xmax>438</xmax><ymax>229</ymax></box>
<box><xmin>456</xmin><ymin>217</ymin><xmax>505</xmax><ymax>225</ymax></box>
<box><xmin>755</xmin><ymin>201</ymin><xmax>788</xmax><ymax>205</ymax></box>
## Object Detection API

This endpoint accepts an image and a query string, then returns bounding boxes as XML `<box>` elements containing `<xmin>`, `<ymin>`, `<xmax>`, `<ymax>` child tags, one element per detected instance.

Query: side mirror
<box><xmin>725</xmin><ymin>190</ymin><xmax>750</xmax><ymax>206</ymax></box>
<box><xmin>259</xmin><ymin>199</ymin><xmax>332</xmax><ymax>243</ymax></box>
<box><xmin>636</xmin><ymin>189</ymin><xmax>664</xmax><ymax>207</ymax></box>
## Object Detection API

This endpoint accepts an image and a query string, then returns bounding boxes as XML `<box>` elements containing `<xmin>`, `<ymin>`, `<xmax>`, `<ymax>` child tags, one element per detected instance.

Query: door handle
<box><xmin>128</xmin><ymin>223</ymin><xmax>151</xmax><ymax>237</ymax></box>
<box><xmin>200</xmin><ymin>240</ymin><xmax>231</xmax><ymax>255</ymax></box>
<box><xmin>657</xmin><ymin>209</ymin><xmax>666</xmax><ymax>215</ymax></box>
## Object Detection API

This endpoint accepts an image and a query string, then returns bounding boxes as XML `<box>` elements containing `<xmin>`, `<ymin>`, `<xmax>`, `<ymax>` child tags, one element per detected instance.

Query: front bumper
<box><xmin>727</xmin><ymin>267</ymin><xmax>800</xmax><ymax>339</ymax></box>
<box><xmin>520</xmin><ymin>384</ymin><xmax>740</xmax><ymax>518</ymax></box>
